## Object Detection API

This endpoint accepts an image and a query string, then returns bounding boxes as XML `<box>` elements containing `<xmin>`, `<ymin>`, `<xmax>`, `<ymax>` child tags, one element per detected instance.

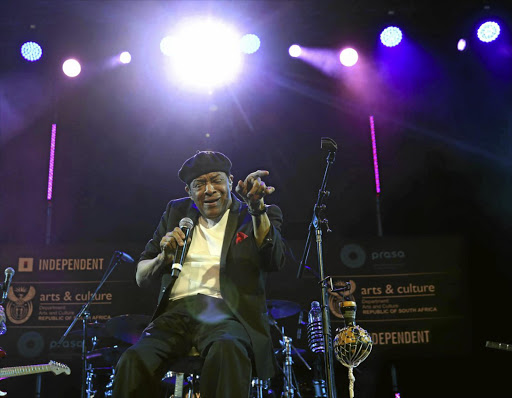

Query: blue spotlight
<box><xmin>20</xmin><ymin>41</ymin><xmax>43</xmax><ymax>61</ymax></box>
<box><xmin>477</xmin><ymin>21</ymin><xmax>500</xmax><ymax>43</ymax></box>
<box><xmin>240</xmin><ymin>34</ymin><xmax>260</xmax><ymax>54</ymax></box>
<box><xmin>380</xmin><ymin>26</ymin><xmax>403</xmax><ymax>47</ymax></box>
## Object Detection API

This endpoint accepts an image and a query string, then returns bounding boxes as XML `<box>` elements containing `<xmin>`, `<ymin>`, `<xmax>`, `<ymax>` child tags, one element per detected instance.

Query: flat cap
<box><xmin>178</xmin><ymin>151</ymin><xmax>232</xmax><ymax>185</ymax></box>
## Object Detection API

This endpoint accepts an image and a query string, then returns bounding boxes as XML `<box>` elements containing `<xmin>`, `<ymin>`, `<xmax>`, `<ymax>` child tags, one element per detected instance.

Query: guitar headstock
<box><xmin>48</xmin><ymin>360</ymin><xmax>71</xmax><ymax>376</ymax></box>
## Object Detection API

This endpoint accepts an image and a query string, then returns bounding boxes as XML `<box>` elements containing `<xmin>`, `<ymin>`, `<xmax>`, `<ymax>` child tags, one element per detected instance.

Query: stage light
<box><xmin>457</xmin><ymin>39</ymin><xmax>467</xmax><ymax>51</ymax></box>
<box><xmin>160</xmin><ymin>36</ymin><xmax>178</xmax><ymax>56</ymax></box>
<box><xmin>20</xmin><ymin>41</ymin><xmax>43</xmax><ymax>61</ymax></box>
<box><xmin>47</xmin><ymin>124</ymin><xmax>57</xmax><ymax>201</ymax></box>
<box><xmin>339</xmin><ymin>48</ymin><xmax>358</xmax><ymax>67</ymax></box>
<box><xmin>288</xmin><ymin>44</ymin><xmax>302</xmax><ymax>58</ymax></box>
<box><xmin>380</xmin><ymin>26</ymin><xmax>403</xmax><ymax>47</ymax></box>
<box><xmin>477</xmin><ymin>21</ymin><xmax>501</xmax><ymax>43</ymax></box>
<box><xmin>119</xmin><ymin>51</ymin><xmax>131</xmax><ymax>64</ymax></box>
<box><xmin>164</xmin><ymin>18</ymin><xmax>243</xmax><ymax>90</ymax></box>
<box><xmin>240</xmin><ymin>34</ymin><xmax>260</xmax><ymax>54</ymax></box>
<box><xmin>369</xmin><ymin>116</ymin><xmax>381</xmax><ymax>194</ymax></box>
<box><xmin>62</xmin><ymin>59</ymin><xmax>81</xmax><ymax>77</ymax></box>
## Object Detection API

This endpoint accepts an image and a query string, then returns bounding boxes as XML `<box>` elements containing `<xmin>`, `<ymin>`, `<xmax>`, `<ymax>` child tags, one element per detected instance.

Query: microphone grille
<box><xmin>5</xmin><ymin>267</ymin><xmax>14</xmax><ymax>276</ymax></box>
<box><xmin>179</xmin><ymin>217</ymin><xmax>194</xmax><ymax>230</ymax></box>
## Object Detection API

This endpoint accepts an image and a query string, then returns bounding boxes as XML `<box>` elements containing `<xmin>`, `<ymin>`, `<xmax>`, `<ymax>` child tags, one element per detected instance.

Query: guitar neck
<box><xmin>486</xmin><ymin>341</ymin><xmax>512</xmax><ymax>352</ymax></box>
<box><xmin>0</xmin><ymin>364</ymin><xmax>54</xmax><ymax>380</ymax></box>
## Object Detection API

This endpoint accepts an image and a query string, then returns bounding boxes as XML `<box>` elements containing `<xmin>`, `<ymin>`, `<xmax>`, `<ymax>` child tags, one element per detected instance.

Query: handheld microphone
<box><xmin>171</xmin><ymin>217</ymin><xmax>194</xmax><ymax>278</ymax></box>
<box><xmin>116</xmin><ymin>251</ymin><xmax>135</xmax><ymax>263</ymax></box>
<box><xmin>1</xmin><ymin>267</ymin><xmax>15</xmax><ymax>304</ymax></box>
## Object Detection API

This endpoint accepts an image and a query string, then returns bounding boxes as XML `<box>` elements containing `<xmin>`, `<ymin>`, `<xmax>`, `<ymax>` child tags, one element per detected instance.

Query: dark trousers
<box><xmin>112</xmin><ymin>294</ymin><xmax>253</xmax><ymax>398</ymax></box>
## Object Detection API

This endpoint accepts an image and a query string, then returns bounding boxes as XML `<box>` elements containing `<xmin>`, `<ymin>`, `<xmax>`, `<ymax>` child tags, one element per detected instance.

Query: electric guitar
<box><xmin>0</xmin><ymin>360</ymin><xmax>70</xmax><ymax>396</ymax></box>
<box><xmin>486</xmin><ymin>340</ymin><xmax>512</xmax><ymax>352</ymax></box>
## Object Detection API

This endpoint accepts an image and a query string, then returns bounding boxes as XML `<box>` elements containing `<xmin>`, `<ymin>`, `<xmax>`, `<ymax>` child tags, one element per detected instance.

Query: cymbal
<box><xmin>86</xmin><ymin>345</ymin><xmax>127</xmax><ymax>365</ymax></box>
<box><xmin>105</xmin><ymin>314</ymin><xmax>151</xmax><ymax>345</ymax></box>
<box><xmin>69</xmin><ymin>322</ymin><xmax>110</xmax><ymax>339</ymax></box>
<box><xmin>266</xmin><ymin>300</ymin><xmax>301</xmax><ymax>319</ymax></box>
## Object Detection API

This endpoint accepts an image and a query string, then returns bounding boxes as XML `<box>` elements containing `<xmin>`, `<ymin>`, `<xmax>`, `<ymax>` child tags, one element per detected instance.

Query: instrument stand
<box><xmin>296</xmin><ymin>137</ymin><xmax>338</xmax><ymax>398</ymax></box>
<box><xmin>252</xmin><ymin>378</ymin><xmax>264</xmax><ymax>398</ymax></box>
<box><xmin>35</xmin><ymin>373</ymin><xmax>42</xmax><ymax>398</ymax></box>
<box><xmin>282</xmin><ymin>335</ymin><xmax>296</xmax><ymax>398</ymax></box>
<box><xmin>269</xmin><ymin>317</ymin><xmax>311</xmax><ymax>398</ymax></box>
<box><xmin>57</xmin><ymin>251</ymin><xmax>126</xmax><ymax>398</ymax></box>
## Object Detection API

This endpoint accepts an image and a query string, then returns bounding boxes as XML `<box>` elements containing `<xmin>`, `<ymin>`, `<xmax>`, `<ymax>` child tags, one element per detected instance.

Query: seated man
<box><xmin>113</xmin><ymin>150</ymin><xmax>286</xmax><ymax>397</ymax></box>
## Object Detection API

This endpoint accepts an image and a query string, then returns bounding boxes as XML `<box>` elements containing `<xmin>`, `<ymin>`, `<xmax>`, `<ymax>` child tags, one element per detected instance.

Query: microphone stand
<box><xmin>57</xmin><ymin>251</ymin><xmax>126</xmax><ymax>398</ymax></box>
<box><xmin>269</xmin><ymin>315</ymin><xmax>311</xmax><ymax>398</ymax></box>
<box><xmin>296</xmin><ymin>137</ymin><xmax>338</xmax><ymax>398</ymax></box>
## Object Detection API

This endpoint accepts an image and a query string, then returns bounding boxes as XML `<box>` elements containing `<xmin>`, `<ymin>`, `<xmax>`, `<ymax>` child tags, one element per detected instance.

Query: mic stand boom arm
<box><xmin>297</xmin><ymin>137</ymin><xmax>338</xmax><ymax>398</ymax></box>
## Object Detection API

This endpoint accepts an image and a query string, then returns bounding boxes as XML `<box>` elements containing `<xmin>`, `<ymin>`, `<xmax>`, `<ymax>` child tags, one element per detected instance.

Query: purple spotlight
<box><xmin>477</xmin><ymin>21</ymin><xmax>501</xmax><ymax>43</ymax></box>
<box><xmin>339</xmin><ymin>48</ymin><xmax>358</xmax><ymax>67</ymax></box>
<box><xmin>120</xmin><ymin>51</ymin><xmax>131</xmax><ymax>64</ymax></box>
<box><xmin>288</xmin><ymin>44</ymin><xmax>302</xmax><ymax>58</ymax></box>
<box><xmin>457</xmin><ymin>38</ymin><xmax>467</xmax><ymax>51</ymax></box>
<box><xmin>62</xmin><ymin>59</ymin><xmax>81</xmax><ymax>77</ymax></box>
<box><xmin>240</xmin><ymin>34</ymin><xmax>260</xmax><ymax>54</ymax></box>
<box><xmin>380</xmin><ymin>26</ymin><xmax>403</xmax><ymax>47</ymax></box>
<box><xmin>47</xmin><ymin>124</ymin><xmax>57</xmax><ymax>201</ymax></box>
<box><xmin>21</xmin><ymin>41</ymin><xmax>43</xmax><ymax>61</ymax></box>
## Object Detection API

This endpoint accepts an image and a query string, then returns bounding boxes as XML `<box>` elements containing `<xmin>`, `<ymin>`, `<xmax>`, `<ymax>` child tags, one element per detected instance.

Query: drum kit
<box><xmin>66</xmin><ymin>314</ymin><xmax>151</xmax><ymax>398</ymax></box>
<box><xmin>70</xmin><ymin>300</ymin><xmax>311</xmax><ymax>398</ymax></box>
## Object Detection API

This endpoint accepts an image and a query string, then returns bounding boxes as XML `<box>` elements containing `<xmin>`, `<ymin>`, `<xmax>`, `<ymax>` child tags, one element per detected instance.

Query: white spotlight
<box><xmin>288</xmin><ymin>44</ymin><xmax>302</xmax><ymax>58</ymax></box>
<box><xmin>160</xmin><ymin>36</ymin><xmax>178</xmax><ymax>56</ymax></box>
<box><xmin>120</xmin><ymin>51</ymin><xmax>132</xmax><ymax>64</ymax></box>
<box><xmin>339</xmin><ymin>48</ymin><xmax>358</xmax><ymax>67</ymax></box>
<box><xmin>164</xmin><ymin>18</ymin><xmax>243</xmax><ymax>91</ymax></box>
<box><xmin>457</xmin><ymin>39</ymin><xmax>467</xmax><ymax>52</ymax></box>
<box><xmin>62</xmin><ymin>59</ymin><xmax>81</xmax><ymax>77</ymax></box>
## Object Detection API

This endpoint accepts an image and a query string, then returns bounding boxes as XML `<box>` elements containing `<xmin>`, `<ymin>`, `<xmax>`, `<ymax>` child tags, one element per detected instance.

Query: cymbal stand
<box><xmin>269</xmin><ymin>317</ymin><xmax>310</xmax><ymax>398</ymax></box>
<box><xmin>85</xmin><ymin>359</ymin><xmax>96</xmax><ymax>398</ymax></box>
<box><xmin>252</xmin><ymin>377</ymin><xmax>264</xmax><ymax>398</ymax></box>
<box><xmin>269</xmin><ymin>317</ymin><xmax>312</xmax><ymax>371</ymax></box>
<box><xmin>282</xmin><ymin>335</ymin><xmax>296</xmax><ymax>398</ymax></box>
<box><xmin>85</xmin><ymin>333</ymin><xmax>99</xmax><ymax>398</ymax></box>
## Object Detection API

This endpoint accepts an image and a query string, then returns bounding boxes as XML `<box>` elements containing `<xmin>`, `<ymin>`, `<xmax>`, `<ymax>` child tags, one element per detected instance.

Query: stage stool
<box><xmin>163</xmin><ymin>346</ymin><xmax>203</xmax><ymax>398</ymax></box>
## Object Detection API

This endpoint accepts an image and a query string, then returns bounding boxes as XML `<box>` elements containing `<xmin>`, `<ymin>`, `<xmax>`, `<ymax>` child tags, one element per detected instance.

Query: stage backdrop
<box><xmin>0</xmin><ymin>243</ymin><xmax>156</xmax><ymax>396</ymax></box>
<box><xmin>0</xmin><ymin>235</ymin><xmax>470</xmax><ymax>396</ymax></box>
<box><xmin>267</xmin><ymin>235</ymin><xmax>471</xmax><ymax>359</ymax></box>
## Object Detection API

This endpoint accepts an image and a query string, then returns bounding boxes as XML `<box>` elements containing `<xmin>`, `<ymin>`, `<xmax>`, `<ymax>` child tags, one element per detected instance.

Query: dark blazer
<box><xmin>139</xmin><ymin>194</ymin><xmax>286</xmax><ymax>379</ymax></box>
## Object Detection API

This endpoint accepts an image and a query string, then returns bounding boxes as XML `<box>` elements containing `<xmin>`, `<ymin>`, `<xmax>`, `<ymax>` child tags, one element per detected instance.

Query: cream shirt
<box><xmin>169</xmin><ymin>210</ymin><xmax>230</xmax><ymax>301</ymax></box>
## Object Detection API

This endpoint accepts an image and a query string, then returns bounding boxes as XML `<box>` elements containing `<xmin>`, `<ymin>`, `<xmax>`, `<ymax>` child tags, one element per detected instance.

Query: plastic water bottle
<box><xmin>307</xmin><ymin>301</ymin><xmax>324</xmax><ymax>353</ymax></box>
